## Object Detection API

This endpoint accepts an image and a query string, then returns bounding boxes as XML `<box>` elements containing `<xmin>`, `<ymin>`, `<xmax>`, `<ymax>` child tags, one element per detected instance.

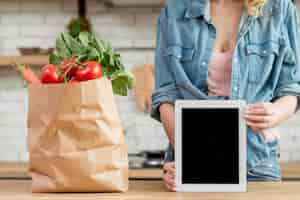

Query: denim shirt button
<box><xmin>202</xmin><ymin>62</ymin><xmax>207</xmax><ymax>66</ymax></box>
<box><xmin>234</xmin><ymin>86</ymin><xmax>238</xmax><ymax>91</ymax></box>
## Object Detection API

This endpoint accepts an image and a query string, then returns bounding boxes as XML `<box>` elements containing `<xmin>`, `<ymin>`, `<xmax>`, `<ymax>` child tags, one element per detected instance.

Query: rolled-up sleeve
<box><xmin>273</xmin><ymin>1</ymin><xmax>300</xmax><ymax>111</ymax></box>
<box><xmin>151</xmin><ymin>8</ymin><xmax>182</xmax><ymax>121</ymax></box>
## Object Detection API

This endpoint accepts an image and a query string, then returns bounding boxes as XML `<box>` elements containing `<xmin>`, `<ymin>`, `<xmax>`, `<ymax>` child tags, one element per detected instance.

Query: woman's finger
<box><xmin>244</xmin><ymin>114</ymin><xmax>272</xmax><ymax>123</ymax></box>
<box><xmin>245</xmin><ymin>108</ymin><xmax>273</xmax><ymax>116</ymax></box>
<box><xmin>163</xmin><ymin>171</ymin><xmax>176</xmax><ymax>185</ymax></box>
<box><xmin>247</xmin><ymin>121</ymin><xmax>266</xmax><ymax>132</ymax></box>
<box><xmin>163</xmin><ymin>162</ymin><xmax>175</xmax><ymax>175</ymax></box>
<box><xmin>246</xmin><ymin>103</ymin><xmax>274</xmax><ymax>115</ymax></box>
<box><xmin>163</xmin><ymin>174</ymin><xmax>172</xmax><ymax>186</ymax></box>
<box><xmin>246</xmin><ymin>120</ymin><xmax>273</xmax><ymax>129</ymax></box>
<box><xmin>163</xmin><ymin>173</ymin><xmax>176</xmax><ymax>191</ymax></box>
<box><xmin>167</xmin><ymin>171</ymin><xmax>175</xmax><ymax>179</ymax></box>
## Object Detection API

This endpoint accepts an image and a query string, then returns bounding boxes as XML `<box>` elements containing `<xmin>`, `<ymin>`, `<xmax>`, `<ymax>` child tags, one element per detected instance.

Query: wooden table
<box><xmin>0</xmin><ymin>180</ymin><xmax>299</xmax><ymax>200</ymax></box>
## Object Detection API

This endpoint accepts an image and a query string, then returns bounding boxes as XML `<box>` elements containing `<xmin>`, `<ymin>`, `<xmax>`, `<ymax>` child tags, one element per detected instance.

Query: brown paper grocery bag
<box><xmin>27</xmin><ymin>77</ymin><xmax>129</xmax><ymax>193</ymax></box>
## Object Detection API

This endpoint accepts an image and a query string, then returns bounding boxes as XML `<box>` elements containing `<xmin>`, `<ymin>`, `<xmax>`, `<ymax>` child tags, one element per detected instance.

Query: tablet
<box><xmin>175</xmin><ymin>100</ymin><xmax>247</xmax><ymax>192</ymax></box>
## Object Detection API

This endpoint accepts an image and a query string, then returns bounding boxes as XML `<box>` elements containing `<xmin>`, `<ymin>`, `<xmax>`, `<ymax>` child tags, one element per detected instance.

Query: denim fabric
<box><xmin>152</xmin><ymin>0</ymin><xmax>300</xmax><ymax>181</ymax></box>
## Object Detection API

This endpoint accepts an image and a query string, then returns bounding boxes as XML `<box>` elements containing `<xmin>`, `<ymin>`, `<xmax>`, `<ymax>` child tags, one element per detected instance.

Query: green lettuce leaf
<box><xmin>52</xmin><ymin>31</ymin><xmax>134</xmax><ymax>96</ymax></box>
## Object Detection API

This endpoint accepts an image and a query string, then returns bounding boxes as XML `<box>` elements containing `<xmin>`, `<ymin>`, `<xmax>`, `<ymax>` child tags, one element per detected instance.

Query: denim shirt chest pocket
<box><xmin>246</xmin><ymin>41</ymin><xmax>280</xmax><ymax>83</ymax></box>
<box><xmin>165</xmin><ymin>45</ymin><xmax>196</xmax><ymax>84</ymax></box>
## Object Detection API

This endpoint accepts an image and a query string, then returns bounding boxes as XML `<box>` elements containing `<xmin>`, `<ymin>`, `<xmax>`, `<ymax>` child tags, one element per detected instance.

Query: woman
<box><xmin>151</xmin><ymin>0</ymin><xmax>300</xmax><ymax>191</ymax></box>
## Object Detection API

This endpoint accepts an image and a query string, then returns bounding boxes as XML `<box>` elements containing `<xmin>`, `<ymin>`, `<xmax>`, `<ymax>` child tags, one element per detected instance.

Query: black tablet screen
<box><xmin>181</xmin><ymin>108</ymin><xmax>239</xmax><ymax>184</ymax></box>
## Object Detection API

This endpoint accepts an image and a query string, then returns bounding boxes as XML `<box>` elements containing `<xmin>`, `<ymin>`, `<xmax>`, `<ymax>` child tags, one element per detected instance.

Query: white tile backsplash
<box><xmin>20</xmin><ymin>25</ymin><xmax>64</xmax><ymax>37</ymax></box>
<box><xmin>0</xmin><ymin>25</ymin><xmax>20</xmax><ymax>37</ymax></box>
<box><xmin>1</xmin><ymin>13</ymin><xmax>45</xmax><ymax>25</ymax></box>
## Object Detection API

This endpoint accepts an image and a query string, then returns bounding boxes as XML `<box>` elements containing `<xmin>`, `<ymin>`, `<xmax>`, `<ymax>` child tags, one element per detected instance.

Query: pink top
<box><xmin>207</xmin><ymin>51</ymin><xmax>279</xmax><ymax>142</ymax></box>
<box><xmin>207</xmin><ymin>51</ymin><xmax>233</xmax><ymax>97</ymax></box>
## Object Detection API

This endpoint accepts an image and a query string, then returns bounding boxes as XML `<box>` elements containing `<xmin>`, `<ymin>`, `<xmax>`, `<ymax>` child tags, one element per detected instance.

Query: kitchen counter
<box><xmin>0</xmin><ymin>163</ymin><xmax>162</xmax><ymax>180</ymax></box>
<box><xmin>0</xmin><ymin>179</ymin><xmax>299</xmax><ymax>200</ymax></box>
<box><xmin>0</xmin><ymin>162</ymin><xmax>299</xmax><ymax>180</ymax></box>
<box><xmin>0</xmin><ymin>162</ymin><xmax>299</xmax><ymax>199</ymax></box>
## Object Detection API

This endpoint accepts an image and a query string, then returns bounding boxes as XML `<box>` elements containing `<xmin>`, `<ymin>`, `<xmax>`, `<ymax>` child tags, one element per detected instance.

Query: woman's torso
<box><xmin>163</xmin><ymin>0</ymin><xmax>290</xmax><ymax>103</ymax></box>
<box><xmin>207</xmin><ymin>51</ymin><xmax>233</xmax><ymax>96</ymax></box>
<box><xmin>207</xmin><ymin>0</ymin><xmax>241</xmax><ymax>97</ymax></box>
<box><xmin>157</xmin><ymin>0</ymin><xmax>299</xmax><ymax>179</ymax></box>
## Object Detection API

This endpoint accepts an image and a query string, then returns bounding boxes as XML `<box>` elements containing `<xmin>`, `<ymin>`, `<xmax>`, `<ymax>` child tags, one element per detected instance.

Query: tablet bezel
<box><xmin>175</xmin><ymin>100</ymin><xmax>247</xmax><ymax>192</ymax></box>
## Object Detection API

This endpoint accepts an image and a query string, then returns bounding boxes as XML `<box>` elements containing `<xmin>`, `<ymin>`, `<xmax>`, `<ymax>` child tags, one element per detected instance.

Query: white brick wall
<box><xmin>0</xmin><ymin>0</ymin><xmax>168</xmax><ymax>163</ymax></box>
<box><xmin>0</xmin><ymin>0</ymin><xmax>299</xmax><ymax>163</ymax></box>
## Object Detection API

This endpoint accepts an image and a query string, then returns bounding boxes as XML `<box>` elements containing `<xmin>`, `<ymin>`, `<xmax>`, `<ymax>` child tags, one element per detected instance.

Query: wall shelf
<box><xmin>0</xmin><ymin>46</ymin><xmax>155</xmax><ymax>67</ymax></box>
<box><xmin>0</xmin><ymin>56</ymin><xmax>48</xmax><ymax>67</ymax></box>
<box><xmin>102</xmin><ymin>0</ymin><xmax>164</xmax><ymax>7</ymax></box>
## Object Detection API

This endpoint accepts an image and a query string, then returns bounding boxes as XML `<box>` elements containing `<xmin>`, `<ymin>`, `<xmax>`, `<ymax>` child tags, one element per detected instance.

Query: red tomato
<box><xmin>40</xmin><ymin>64</ymin><xmax>62</xmax><ymax>84</ymax></box>
<box><xmin>75</xmin><ymin>61</ymin><xmax>102</xmax><ymax>81</ymax></box>
<box><xmin>60</xmin><ymin>58</ymin><xmax>79</xmax><ymax>78</ymax></box>
<box><xmin>68</xmin><ymin>66</ymin><xmax>79</xmax><ymax>77</ymax></box>
<box><xmin>58</xmin><ymin>76</ymin><xmax>65</xmax><ymax>83</ymax></box>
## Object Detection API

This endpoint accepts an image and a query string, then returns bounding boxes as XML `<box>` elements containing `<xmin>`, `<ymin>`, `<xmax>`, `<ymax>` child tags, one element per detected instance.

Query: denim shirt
<box><xmin>151</xmin><ymin>0</ymin><xmax>300</xmax><ymax>174</ymax></box>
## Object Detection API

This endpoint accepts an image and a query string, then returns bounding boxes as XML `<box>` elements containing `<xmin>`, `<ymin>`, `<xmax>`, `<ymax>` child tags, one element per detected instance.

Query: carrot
<box><xmin>14</xmin><ymin>63</ymin><xmax>41</xmax><ymax>84</ymax></box>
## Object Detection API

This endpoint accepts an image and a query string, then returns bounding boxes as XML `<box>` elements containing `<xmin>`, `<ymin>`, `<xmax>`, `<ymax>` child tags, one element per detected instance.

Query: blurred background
<box><xmin>0</xmin><ymin>0</ymin><xmax>299</xmax><ymax>178</ymax></box>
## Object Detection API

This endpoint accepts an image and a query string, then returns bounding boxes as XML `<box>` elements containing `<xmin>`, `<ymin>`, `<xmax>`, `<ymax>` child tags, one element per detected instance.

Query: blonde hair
<box><xmin>245</xmin><ymin>0</ymin><xmax>267</xmax><ymax>16</ymax></box>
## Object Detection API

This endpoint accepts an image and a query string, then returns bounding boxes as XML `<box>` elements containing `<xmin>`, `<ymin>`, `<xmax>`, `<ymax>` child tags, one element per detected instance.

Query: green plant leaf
<box><xmin>62</xmin><ymin>32</ymin><xmax>86</xmax><ymax>54</ymax></box>
<box><xmin>87</xmin><ymin>47</ymin><xmax>100</xmax><ymax>61</ymax></box>
<box><xmin>78</xmin><ymin>31</ymin><xmax>91</xmax><ymax>47</ymax></box>
<box><xmin>49</xmin><ymin>54</ymin><xmax>62</xmax><ymax>65</ymax></box>
<box><xmin>52</xmin><ymin>31</ymin><xmax>134</xmax><ymax>96</ymax></box>
<box><xmin>70</xmin><ymin>20</ymin><xmax>81</xmax><ymax>37</ymax></box>
<box><xmin>110</xmin><ymin>70</ymin><xmax>135</xmax><ymax>96</ymax></box>
<box><xmin>93</xmin><ymin>35</ymin><xmax>106</xmax><ymax>52</ymax></box>
<box><xmin>55</xmin><ymin>33</ymin><xmax>71</xmax><ymax>58</ymax></box>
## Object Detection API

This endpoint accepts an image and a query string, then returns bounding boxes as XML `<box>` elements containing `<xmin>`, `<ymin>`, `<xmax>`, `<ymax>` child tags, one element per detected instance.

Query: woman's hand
<box><xmin>244</xmin><ymin>96</ymin><xmax>298</xmax><ymax>132</ymax></box>
<box><xmin>244</xmin><ymin>102</ymin><xmax>282</xmax><ymax>132</ymax></box>
<box><xmin>162</xmin><ymin>162</ymin><xmax>176</xmax><ymax>192</ymax></box>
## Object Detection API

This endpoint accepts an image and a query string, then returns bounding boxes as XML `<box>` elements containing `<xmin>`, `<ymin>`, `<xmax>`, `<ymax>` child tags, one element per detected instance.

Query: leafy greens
<box><xmin>49</xmin><ymin>31</ymin><xmax>134</xmax><ymax>96</ymax></box>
